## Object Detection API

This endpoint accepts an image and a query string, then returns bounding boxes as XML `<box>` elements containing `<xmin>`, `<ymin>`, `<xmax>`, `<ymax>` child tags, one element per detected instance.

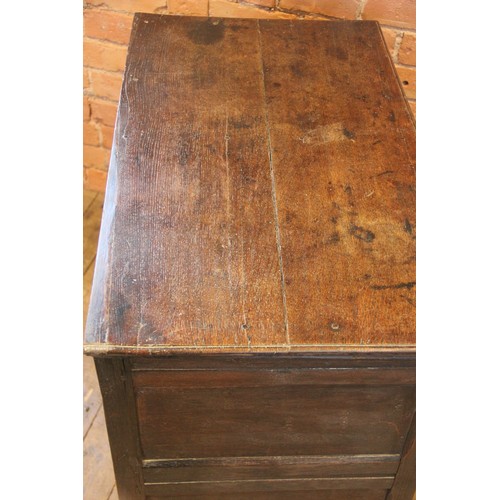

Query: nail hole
<box><xmin>402</xmin><ymin>80</ymin><xmax>409</xmax><ymax>86</ymax></box>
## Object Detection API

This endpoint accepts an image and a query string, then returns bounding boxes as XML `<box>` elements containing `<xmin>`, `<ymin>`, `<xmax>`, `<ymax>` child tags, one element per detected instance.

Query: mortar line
<box><xmin>256</xmin><ymin>21</ymin><xmax>290</xmax><ymax>347</ymax></box>
<box><xmin>356</xmin><ymin>0</ymin><xmax>368</xmax><ymax>20</ymax></box>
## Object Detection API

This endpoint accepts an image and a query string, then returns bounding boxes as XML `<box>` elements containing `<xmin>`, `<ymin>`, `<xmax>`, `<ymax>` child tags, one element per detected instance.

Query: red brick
<box><xmin>89</xmin><ymin>98</ymin><xmax>118</xmax><ymax>128</ymax></box>
<box><xmin>83</xmin><ymin>96</ymin><xmax>91</xmax><ymax>121</ymax></box>
<box><xmin>84</xmin><ymin>38</ymin><xmax>127</xmax><ymax>73</ymax></box>
<box><xmin>381</xmin><ymin>27</ymin><xmax>398</xmax><ymax>61</ymax></box>
<box><xmin>84</xmin><ymin>167</ymin><xmax>108</xmax><ymax>192</ymax></box>
<box><xmin>280</xmin><ymin>0</ymin><xmax>359</xmax><ymax>19</ymax></box>
<box><xmin>398</xmin><ymin>31</ymin><xmax>415</xmax><ymax>66</ymax></box>
<box><xmin>210</xmin><ymin>0</ymin><xmax>296</xmax><ymax>18</ymax></box>
<box><xmin>89</xmin><ymin>69</ymin><xmax>123</xmax><ymax>101</ymax></box>
<box><xmin>362</xmin><ymin>0</ymin><xmax>415</xmax><ymax>29</ymax></box>
<box><xmin>167</xmin><ymin>0</ymin><xmax>209</xmax><ymax>15</ymax></box>
<box><xmin>83</xmin><ymin>68</ymin><xmax>90</xmax><ymax>91</ymax></box>
<box><xmin>101</xmin><ymin>125</ymin><xmax>115</xmax><ymax>149</ymax></box>
<box><xmin>84</xmin><ymin>0</ymin><xmax>169</xmax><ymax>13</ymax></box>
<box><xmin>84</xmin><ymin>121</ymin><xmax>100</xmax><ymax>146</ymax></box>
<box><xmin>84</xmin><ymin>9</ymin><xmax>133</xmax><ymax>45</ymax></box>
<box><xmin>396</xmin><ymin>65</ymin><xmax>415</xmax><ymax>99</ymax></box>
<box><xmin>84</xmin><ymin>145</ymin><xmax>111</xmax><ymax>169</ymax></box>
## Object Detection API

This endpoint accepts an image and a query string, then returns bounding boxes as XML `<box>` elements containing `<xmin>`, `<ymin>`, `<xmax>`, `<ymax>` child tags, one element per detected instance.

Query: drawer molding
<box><xmin>142</xmin><ymin>454</ymin><xmax>400</xmax><ymax>482</ymax></box>
<box><xmin>143</xmin><ymin>477</ymin><xmax>395</xmax><ymax>496</ymax></box>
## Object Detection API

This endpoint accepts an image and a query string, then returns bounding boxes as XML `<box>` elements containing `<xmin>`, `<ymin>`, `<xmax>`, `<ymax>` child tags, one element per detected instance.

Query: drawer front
<box><xmin>133</xmin><ymin>365</ymin><xmax>415</xmax><ymax>459</ymax></box>
<box><xmin>144</xmin><ymin>479</ymin><xmax>393</xmax><ymax>497</ymax></box>
<box><xmin>146</xmin><ymin>489</ymin><xmax>389</xmax><ymax>500</ymax></box>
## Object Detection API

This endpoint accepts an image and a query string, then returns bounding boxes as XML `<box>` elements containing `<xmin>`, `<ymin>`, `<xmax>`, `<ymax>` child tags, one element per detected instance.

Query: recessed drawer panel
<box><xmin>133</xmin><ymin>367</ymin><xmax>415</xmax><ymax>459</ymax></box>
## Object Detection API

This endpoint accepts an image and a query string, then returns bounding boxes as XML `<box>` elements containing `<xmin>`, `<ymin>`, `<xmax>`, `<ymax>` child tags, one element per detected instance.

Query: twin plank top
<box><xmin>85</xmin><ymin>14</ymin><xmax>416</xmax><ymax>355</ymax></box>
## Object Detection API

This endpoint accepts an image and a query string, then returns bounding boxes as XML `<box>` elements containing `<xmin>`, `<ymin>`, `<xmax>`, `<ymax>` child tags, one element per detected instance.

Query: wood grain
<box><xmin>142</xmin><ymin>454</ymin><xmax>400</xmax><ymax>482</ymax></box>
<box><xmin>84</xmin><ymin>15</ymin><xmax>416</xmax><ymax>355</ymax></box>
<box><xmin>387</xmin><ymin>414</ymin><xmax>416</xmax><ymax>500</ymax></box>
<box><xmin>83</xmin><ymin>408</ymin><xmax>116</xmax><ymax>500</ymax></box>
<box><xmin>145</xmin><ymin>491</ymin><xmax>388</xmax><ymax>500</ymax></box>
<box><xmin>95</xmin><ymin>358</ymin><xmax>145</xmax><ymax>499</ymax></box>
<box><xmin>143</xmin><ymin>477</ymin><xmax>394</xmax><ymax>496</ymax></box>
<box><xmin>83</xmin><ymin>192</ymin><xmax>104</xmax><ymax>274</ymax></box>
<box><xmin>258</xmin><ymin>20</ymin><xmax>416</xmax><ymax>346</ymax></box>
<box><xmin>83</xmin><ymin>189</ymin><xmax>116</xmax><ymax>498</ymax></box>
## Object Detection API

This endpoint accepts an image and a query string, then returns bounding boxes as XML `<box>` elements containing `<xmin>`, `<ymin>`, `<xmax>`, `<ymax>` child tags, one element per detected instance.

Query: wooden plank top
<box><xmin>85</xmin><ymin>14</ymin><xmax>416</xmax><ymax>355</ymax></box>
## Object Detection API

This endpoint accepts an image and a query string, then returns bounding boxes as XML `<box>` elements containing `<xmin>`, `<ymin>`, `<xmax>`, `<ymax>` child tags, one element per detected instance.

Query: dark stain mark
<box><xmin>388</xmin><ymin>111</ymin><xmax>396</xmax><ymax>122</ymax></box>
<box><xmin>343</xmin><ymin>128</ymin><xmax>356</xmax><ymax>140</ymax></box>
<box><xmin>188</xmin><ymin>19</ymin><xmax>225</xmax><ymax>45</ymax></box>
<box><xmin>343</xmin><ymin>184</ymin><xmax>353</xmax><ymax>195</ymax></box>
<box><xmin>327</xmin><ymin>232</ymin><xmax>341</xmax><ymax>244</ymax></box>
<box><xmin>179</xmin><ymin>142</ymin><xmax>190</xmax><ymax>166</ymax></box>
<box><xmin>242</xmin><ymin>175</ymin><xmax>257</xmax><ymax>185</ymax></box>
<box><xmin>330</xmin><ymin>216</ymin><xmax>338</xmax><ymax>225</ymax></box>
<box><xmin>403</xmin><ymin>219</ymin><xmax>413</xmax><ymax>235</ymax></box>
<box><xmin>161</xmin><ymin>215</ymin><xmax>175</xmax><ymax>228</ymax></box>
<box><xmin>329</xmin><ymin>322</ymin><xmax>341</xmax><ymax>331</ymax></box>
<box><xmin>372</xmin><ymin>139</ymin><xmax>382</xmax><ymax>146</ymax></box>
<box><xmin>335</xmin><ymin>47</ymin><xmax>348</xmax><ymax>60</ymax></box>
<box><xmin>230</xmin><ymin>117</ymin><xmax>253</xmax><ymax>130</ymax></box>
<box><xmin>363</xmin><ymin>274</ymin><xmax>372</xmax><ymax>280</ymax></box>
<box><xmin>290</xmin><ymin>63</ymin><xmax>304</xmax><ymax>78</ymax></box>
<box><xmin>285</xmin><ymin>211</ymin><xmax>296</xmax><ymax>224</ymax></box>
<box><xmin>273</xmin><ymin>82</ymin><xmax>282</xmax><ymax>88</ymax></box>
<box><xmin>371</xmin><ymin>170</ymin><xmax>395</xmax><ymax>178</ymax></box>
<box><xmin>113</xmin><ymin>297</ymin><xmax>131</xmax><ymax>332</ymax></box>
<box><xmin>371</xmin><ymin>282</ymin><xmax>416</xmax><ymax>290</ymax></box>
<box><xmin>354</xmin><ymin>93</ymin><xmax>369</xmax><ymax>102</ymax></box>
<box><xmin>350</xmin><ymin>224</ymin><xmax>375</xmax><ymax>243</ymax></box>
<box><xmin>295</xmin><ymin>111</ymin><xmax>321</xmax><ymax>130</ymax></box>
<box><xmin>400</xmin><ymin>294</ymin><xmax>416</xmax><ymax>306</ymax></box>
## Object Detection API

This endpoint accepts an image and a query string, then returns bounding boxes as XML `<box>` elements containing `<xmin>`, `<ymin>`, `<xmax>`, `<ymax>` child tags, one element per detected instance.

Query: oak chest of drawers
<box><xmin>85</xmin><ymin>13</ymin><xmax>416</xmax><ymax>500</ymax></box>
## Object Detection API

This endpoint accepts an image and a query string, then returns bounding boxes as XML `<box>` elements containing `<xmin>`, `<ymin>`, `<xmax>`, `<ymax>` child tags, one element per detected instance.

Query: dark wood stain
<box><xmin>85</xmin><ymin>15</ymin><xmax>415</xmax><ymax>354</ymax></box>
<box><xmin>84</xmin><ymin>14</ymin><xmax>416</xmax><ymax>500</ymax></box>
<box><xmin>188</xmin><ymin>18</ymin><xmax>226</xmax><ymax>45</ymax></box>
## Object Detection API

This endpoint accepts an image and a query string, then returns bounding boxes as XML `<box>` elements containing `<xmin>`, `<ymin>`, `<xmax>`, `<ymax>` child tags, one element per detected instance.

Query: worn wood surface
<box><xmin>84</xmin><ymin>14</ymin><xmax>415</xmax><ymax>355</ymax></box>
<box><xmin>142</xmin><ymin>454</ymin><xmax>400</xmax><ymax>482</ymax></box>
<box><xmin>83</xmin><ymin>400</ymin><xmax>116</xmax><ymax>499</ymax></box>
<box><xmin>145</xmin><ymin>492</ymin><xmax>389</xmax><ymax>500</ymax></box>
<box><xmin>387</xmin><ymin>414</ymin><xmax>416</xmax><ymax>500</ymax></box>
<box><xmin>95</xmin><ymin>358</ymin><xmax>145</xmax><ymax>499</ymax></box>
<box><xmin>143</xmin><ymin>477</ymin><xmax>394</xmax><ymax>496</ymax></box>
<box><xmin>134</xmin><ymin>364</ymin><xmax>415</xmax><ymax>459</ymax></box>
<box><xmin>83</xmin><ymin>189</ymin><xmax>116</xmax><ymax>499</ymax></box>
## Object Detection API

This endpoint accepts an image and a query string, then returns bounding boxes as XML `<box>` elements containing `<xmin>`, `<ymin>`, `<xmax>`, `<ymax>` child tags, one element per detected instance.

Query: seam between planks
<box><xmin>257</xmin><ymin>20</ymin><xmax>290</xmax><ymax>348</ymax></box>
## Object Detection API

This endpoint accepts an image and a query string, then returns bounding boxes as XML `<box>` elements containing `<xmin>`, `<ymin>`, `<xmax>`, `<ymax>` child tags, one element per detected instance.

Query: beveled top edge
<box><xmin>84</xmin><ymin>343</ymin><xmax>416</xmax><ymax>357</ymax></box>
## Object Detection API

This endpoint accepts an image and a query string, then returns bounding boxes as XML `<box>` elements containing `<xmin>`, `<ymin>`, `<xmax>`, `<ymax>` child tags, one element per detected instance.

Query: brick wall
<box><xmin>83</xmin><ymin>0</ymin><xmax>416</xmax><ymax>191</ymax></box>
